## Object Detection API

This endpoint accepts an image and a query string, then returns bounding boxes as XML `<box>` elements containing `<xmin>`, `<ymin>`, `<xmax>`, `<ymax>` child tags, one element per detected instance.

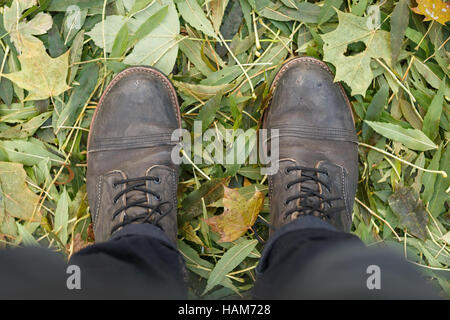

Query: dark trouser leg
<box><xmin>253</xmin><ymin>216</ymin><xmax>439</xmax><ymax>299</ymax></box>
<box><xmin>0</xmin><ymin>224</ymin><xmax>187</xmax><ymax>299</ymax></box>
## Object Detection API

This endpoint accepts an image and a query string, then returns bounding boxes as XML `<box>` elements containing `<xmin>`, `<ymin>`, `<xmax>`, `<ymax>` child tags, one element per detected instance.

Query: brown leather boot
<box><xmin>263</xmin><ymin>57</ymin><xmax>358</xmax><ymax>233</ymax></box>
<box><xmin>87</xmin><ymin>66</ymin><xmax>181</xmax><ymax>243</ymax></box>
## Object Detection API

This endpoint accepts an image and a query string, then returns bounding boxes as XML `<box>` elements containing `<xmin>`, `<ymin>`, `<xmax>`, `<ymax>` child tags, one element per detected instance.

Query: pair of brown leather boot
<box><xmin>87</xmin><ymin>57</ymin><xmax>358</xmax><ymax>244</ymax></box>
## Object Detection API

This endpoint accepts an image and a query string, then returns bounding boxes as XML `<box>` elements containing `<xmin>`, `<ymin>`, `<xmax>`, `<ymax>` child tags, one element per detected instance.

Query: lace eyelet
<box><xmin>112</xmin><ymin>182</ymin><xmax>118</xmax><ymax>189</ymax></box>
<box><xmin>284</xmin><ymin>184</ymin><xmax>291</xmax><ymax>191</ymax></box>
<box><xmin>284</xmin><ymin>168</ymin><xmax>290</xmax><ymax>175</ymax></box>
<box><xmin>154</xmin><ymin>177</ymin><xmax>161</xmax><ymax>184</ymax></box>
<box><xmin>155</xmin><ymin>195</ymin><xmax>161</xmax><ymax>201</ymax></box>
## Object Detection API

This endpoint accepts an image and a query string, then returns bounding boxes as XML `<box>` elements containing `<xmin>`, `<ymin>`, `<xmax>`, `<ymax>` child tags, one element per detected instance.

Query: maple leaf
<box><xmin>0</xmin><ymin>162</ymin><xmax>41</xmax><ymax>225</ymax></box>
<box><xmin>412</xmin><ymin>0</ymin><xmax>450</xmax><ymax>25</ymax></box>
<box><xmin>321</xmin><ymin>10</ymin><xmax>391</xmax><ymax>96</ymax></box>
<box><xmin>3</xmin><ymin>0</ymin><xmax>52</xmax><ymax>52</ymax></box>
<box><xmin>2</xmin><ymin>36</ymin><xmax>71</xmax><ymax>101</ymax></box>
<box><xmin>205</xmin><ymin>186</ymin><xmax>264</xmax><ymax>243</ymax></box>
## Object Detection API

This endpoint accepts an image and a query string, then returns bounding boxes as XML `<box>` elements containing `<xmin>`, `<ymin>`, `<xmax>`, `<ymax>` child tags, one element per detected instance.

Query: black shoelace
<box><xmin>110</xmin><ymin>176</ymin><xmax>171</xmax><ymax>235</ymax></box>
<box><xmin>283</xmin><ymin>166</ymin><xmax>344</xmax><ymax>220</ymax></box>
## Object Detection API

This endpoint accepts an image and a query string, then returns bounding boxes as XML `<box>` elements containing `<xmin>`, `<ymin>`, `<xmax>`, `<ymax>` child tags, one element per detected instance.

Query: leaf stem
<box><xmin>181</xmin><ymin>149</ymin><xmax>211</xmax><ymax>181</ymax></box>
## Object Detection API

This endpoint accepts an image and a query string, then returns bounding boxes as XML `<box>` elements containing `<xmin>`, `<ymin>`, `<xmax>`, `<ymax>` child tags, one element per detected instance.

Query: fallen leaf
<box><xmin>70</xmin><ymin>233</ymin><xmax>93</xmax><ymax>254</ymax></box>
<box><xmin>0</xmin><ymin>162</ymin><xmax>41</xmax><ymax>223</ymax></box>
<box><xmin>173</xmin><ymin>80</ymin><xmax>234</xmax><ymax>100</ymax></box>
<box><xmin>205</xmin><ymin>186</ymin><xmax>264</xmax><ymax>242</ymax></box>
<box><xmin>412</xmin><ymin>0</ymin><xmax>450</xmax><ymax>25</ymax></box>
<box><xmin>2</xmin><ymin>37</ymin><xmax>70</xmax><ymax>101</ymax></box>
<box><xmin>390</xmin><ymin>0</ymin><xmax>410</xmax><ymax>63</ymax></box>
<box><xmin>3</xmin><ymin>0</ymin><xmax>53</xmax><ymax>51</ymax></box>
<box><xmin>321</xmin><ymin>10</ymin><xmax>391</xmax><ymax>96</ymax></box>
<box><xmin>388</xmin><ymin>186</ymin><xmax>428</xmax><ymax>240</ymax></box>
<box><xmin>0</xmin><ymin>112</ymin><xmax>52</xmax><ymax>139</ymax></box>
<box><xmin>365</xmin><ymin>120</ymin><xmax>438</xmax><ymax>151</ymax></box>
<box><xmin>204</xmin><ymin>239</ymin><xmax>258</xmax><ymax>293</ymax></box>
<box><xmin>181</xmin><ymin>222</ymin><xmax>204</xmax><ymax>246</ymax></box>
<box><xmin>176</xmin><ymin>0</ymin><xmax>216</xmax><ymax>38</ymax></box>
<box><xmin>180</xmin><ymin>178</ymin><xmax>227</xmax><ymax>221</ymax></box>
<box><xmin>210</xmin><ymin>0</ymin><xmax>230</xmax><ymax>32</ymax></box>
<box><xmin>124</xmin><ymin>0</ymin><xmax>180</xmax><ymax>74</ymax></box>
<box><xmin>54</xmin><ymin>187</ymin><xmax>69</xmax><ymax>245</ymax></box>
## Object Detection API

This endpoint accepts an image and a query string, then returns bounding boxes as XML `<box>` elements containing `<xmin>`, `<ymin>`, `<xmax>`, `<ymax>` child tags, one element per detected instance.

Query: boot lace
<box><xmin>284</xmin><ymin>166</ymin><xmax>344</xmax><ymax>220</ymax></box>
<box><xmin>110</xmin><ymin>176</ymin><xmax>171</xmax><ymax>235</ymax></box>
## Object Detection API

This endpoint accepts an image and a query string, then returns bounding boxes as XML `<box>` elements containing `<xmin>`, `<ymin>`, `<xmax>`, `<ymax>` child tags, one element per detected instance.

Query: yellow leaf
<box><xmin>2</xmin><ymin>36</ymin><xmax>70</xmax><ymax>101</ymax></box>
<box><xmin>0</xmin><ymin>162</ymin><xmax>41</xmax><ymax>225</ymax></box>
<box><xmin>181</xmin><ymin>221</ymin><xmax>204</xmax><ymax>246</ymax></box>
<box><xmin>205</xmin><ymin>186</ymin><xmax>264</xmax><ymax>243</ymax></box>
<box><xmin>412</xmin><ymin>0</ymin><xmax>450</xmax><ymax>25</ymax></box>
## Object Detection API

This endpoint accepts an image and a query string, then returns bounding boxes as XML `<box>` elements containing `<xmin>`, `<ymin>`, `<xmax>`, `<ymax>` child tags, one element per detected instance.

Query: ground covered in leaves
<box><xmin>0</xmin><ymin>0</ymin><xmax>448</xmax><ymax>298</ymax></box>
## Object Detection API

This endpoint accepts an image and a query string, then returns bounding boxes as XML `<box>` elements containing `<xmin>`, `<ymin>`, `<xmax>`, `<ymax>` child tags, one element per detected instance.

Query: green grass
<box><xmin>0</xmin><ymin>0</ymin><xmax>448</xmax><ymax>299</ymax></box>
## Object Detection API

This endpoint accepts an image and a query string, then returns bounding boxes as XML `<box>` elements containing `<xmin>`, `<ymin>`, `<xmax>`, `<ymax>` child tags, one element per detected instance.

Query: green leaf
<box><xmin>0</xmin><ymin>111</ymin><xmax>52</xmax><ymax>139</ymax></box>
<box><xmin>128</xmin><ymin>0</ymin><xmax>154</xmax><ymax>16</ymax></box>
<box><xmin>390</xmin><ymin>0</ymin><xmax>409</xmax><ymax>64</ymax></box>
<box><xmin>0</xmin><ymin>46</ymin><xmax>13</xmax><ymax>106</ymax></box>
<box><xmin>178</xmin><ymin>240</ymin><xmax>238</xmax><ymax>292</ymax></box>
<box><xmin>176</xmin><ymin>0</ymin><xmax>216</xmax><ymax>38</ymax></box>
<box><xmin>429</xmin><ymin>145</ymin><xmax>450</xmax><ymax>217</ymax></box>
<box><xmin>180</xmin><ymin>178</ymin><xmax>227</xmax><ymax>222</ymax></box>
<box><xmin>54</xmin><ymin>187</ymin><xmax>69</xmax><ymax>245</ymax></box>
<box><xmin>54</xmin><ymin>63</ymin><xmax>99</xmax><ymax>146</ymax></box>
<box><xmin>68</xmin><ymin>30</ymin><xmax>85</xmax><ymax>84</ymax></box>
<box><xmin>351</xmin><ymin>0</ymin><xmax>368</xmax><ymax>16</ymax></box>
<box><xmin>259</xmin><ymin>2</ymin><xmax>321</xmax><ymax>23</ymax></box>
<box><xmin>179</xmin><ymin>38</ymin><xmax>214</xmax><ymax>77</ymax></box>
<box><xmin>422</xmin><ymin>78</ymin><xmax>445</xmax><ymax>141</ymax></box>
<box><xmin>421</xmin><ymin>147</ymin><xmax>441</xmax><ymax>204</ymax></box>
<box><xmin>62</xmin><ymin>6</ymin><xmax>87</xmax><ymax>43</ymax></box>
<box><xmin>0</xmin><ymin>138</ymin><xmax>64</xmax><ymax>166</ymax></box>
<box><xmin>365</xmin><ymin>120</ymin><xmax>438</xmax><ymax>151</ymax></box>
<box><xmin>413</xmin><ymin>58</ymin><xmax>450</xmax><ymax>97</ymax></box>
<box><xmin>399</xmin><ymin>98</ymin><xmax>422</xmax><ymax>130</ymax></box>
<box><xmin>362</xmin><ymin>82</ymin><xmax>389</xmax><ymax>141</ymax></box>
<box><xmin>0</xmin><ymin>104</ymin><xmax>39</xmax><ymax>123</ymax></box>
<box><xmin>196</xmin><ymin>95</ymin><xmax>222</xmax><ymax>132</ymax></box>
<box><xmin>86</xmin><ymin>15</ymin><xmax>129</xmax><ymax>53</ymax></box>
<box><xmin>321</xmin><ymin>10</ymin><xmax>391</xmax><ymax>96</ymax></box>
<box><xmin>124</xmin><ymin>0</ymin><xmax>180</xmax><ymax>74</ymax></box>
<box><xmin>318</xmin><ymin>0</ymin><xmax>343</xmax><ymax>25</ymax></box>
<box><xmin>238</xmin><ymin>166</ymin><xmax>263</xmax><ymax>180</ymax></box>
<box><xmin>110</xmin><ymin>23</ymin><xmax>129</xmax><ymax>58</ymax></box>
<box><xmin>388</xmin><ymin>187</ymin><xmax>428</xmax><ymax>240</ymax></box>
<box><xmin>204</xmin><ymin>239</ymin><xmax>258</xmax><ymax>294</ymax></box>
<box><xmin>130</xmin><ymin>5</ymin><xmax>168</xmax><ymax>45</ymax></box>
<box><xmin>16</xmin><ymin>222</ymin><xmax>40</xmax><ymax>246</ymax></box>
